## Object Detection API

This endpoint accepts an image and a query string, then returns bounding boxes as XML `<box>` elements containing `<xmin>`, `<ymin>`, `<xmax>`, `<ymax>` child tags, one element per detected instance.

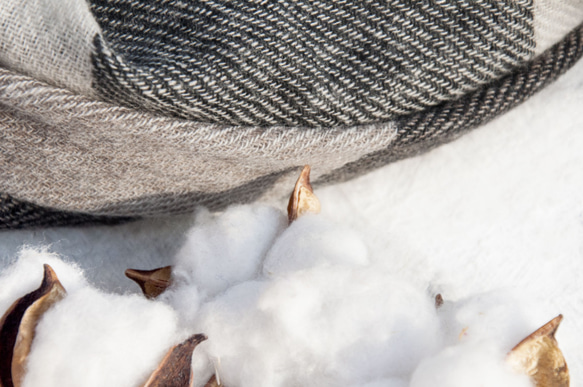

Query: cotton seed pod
<box><xmin>287</xmin><ymin>165</ymin><xmax>321</xmax><ymax>223</ymax></box>
<box><xmin>141</xmin><ymin>334</ymin><xmax>207</xmax><ymax>387</ymax></box>
<box><xmin>204</xmin><ymin>374</ymin><xmax>223</xmax><ymax>387</ymax></box>
<box><xmin>125</xmin><ymin>266</ymin><xmax>173</xmax><ymax>299</ymax></box>
<box><xmin>507</xmin><ymin>314</ymin><xmax>569</xmax><ymax>387</ymax></box>
<box><xmin>0</xmin><ymin>264</ymin><xmax>66</xmax><ymax>387</ymax></box>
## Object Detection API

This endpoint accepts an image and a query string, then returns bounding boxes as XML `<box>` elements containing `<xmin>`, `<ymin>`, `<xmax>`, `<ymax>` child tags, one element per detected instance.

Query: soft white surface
<box><xmin>1</xmin><ymin>58</ymin><xmax>582</xmax><ymax>386</ymax></box>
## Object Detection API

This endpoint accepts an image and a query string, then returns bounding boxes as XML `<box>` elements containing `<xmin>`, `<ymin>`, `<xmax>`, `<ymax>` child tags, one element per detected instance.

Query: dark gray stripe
<box><xmin>317</xmin><ymin>22</ymin><xmax>583</xmax><ymax>185</ymax></box>
<box><xmin>90</xmin><ymin>0</ymin><xmax>534</xmax><ymax>127</ymax></box>
<box><xmin>0</xmin><ymin>193</ymin><xmax>134</xmax><ymax>230</ymax></box>
<box><xmin>0</xmin><ymin>169</ymin><xmax>288</xmax><ymax>230</ymax></box>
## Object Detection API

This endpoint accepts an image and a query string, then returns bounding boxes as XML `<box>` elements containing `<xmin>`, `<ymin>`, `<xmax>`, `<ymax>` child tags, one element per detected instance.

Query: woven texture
<box><xmin>320</xmin><ymin>22</ymin><xmax>583</xmax><ymax>183</ymax></box>
<box><xmin>0</xmin><ymin>69</ymin><xmax>397</xmax><ymax>216</ymax></box>
<box><xmin>0</xmin><ymin>0</ymin><xmax>99</xmax><ymax>94</ymax></box>
<box><xmin>0</xmin><ymin>194</ymin><xmax>133</xmax><ymax>230</ymax></box>
<box><xmin>91</xmin><ymin>0</ymin><xmax>534</xmax><ymax>127</ymax></box>
<box><xmin>533</xmin><ymin>0</ymin><xmax>583</xmax><ymax>54</ymax></box>
<box><xmin>1</xmin><ymin>1</ymin><xmax>583</xmax><ymax>229</ymax></box>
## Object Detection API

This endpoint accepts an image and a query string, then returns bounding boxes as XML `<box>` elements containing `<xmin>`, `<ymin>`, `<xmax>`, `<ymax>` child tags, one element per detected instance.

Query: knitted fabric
<box><xmin>1</xmin><ymin>0</ymin><xmax>583</xmax><ymax>229</ymax></box>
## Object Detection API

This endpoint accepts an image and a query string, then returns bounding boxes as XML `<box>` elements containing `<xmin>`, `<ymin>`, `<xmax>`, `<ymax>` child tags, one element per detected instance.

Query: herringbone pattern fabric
<box><xmin>91</xmin><ymin>0</ymin><xmax>534</xmax><ymax>127</ymax></box>
<box><xmin>320</xmin><ymin>21</ymin><xmax>583</xmax><ymax>183</ymax></box>
<box><xmin>1</xmin><ymin>0</ymin><xmax>583</xmax><ymax>229</ymax></box>
<box><xmin>0</xmin><ymin>194</ymin><xmax>133</xmax><ymax>230</ymax></box>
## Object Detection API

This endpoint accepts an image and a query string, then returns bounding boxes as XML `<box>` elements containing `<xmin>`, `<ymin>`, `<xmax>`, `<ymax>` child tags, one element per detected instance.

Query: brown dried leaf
<box><xmin>204</xmin><ymin>374</ymin><xmax>223</xmax><ymax>387</ymax></box>
<box><xmin>125</xmin><ymin>266</ymin><xmax>172</xmax><ymax>299</ymax></box>
<box><xmin>0</xmin><ymin>264</ymin><xmax>66</xmax><ymax>387</ymax></box>
<box><xmin>287</xmin><ymin>165</ymin><xmax>321</xmax><ymax>224</ymax></box>
<box><xmin>142</xmin><ymin>334</ymin><xmax>207</xmax><ymax>387</ymax></box>
<box><xmin>507</xmin><ymin>314</ymin><xmax>569</xmax><ymax>387</ymax></box>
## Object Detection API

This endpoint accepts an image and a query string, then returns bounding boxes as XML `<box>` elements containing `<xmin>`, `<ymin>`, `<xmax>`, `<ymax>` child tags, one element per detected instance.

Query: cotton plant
<box><xmin>0</xmin><ymin>166</ymin><xmax>569</xmax><ymax>387</ymax></box>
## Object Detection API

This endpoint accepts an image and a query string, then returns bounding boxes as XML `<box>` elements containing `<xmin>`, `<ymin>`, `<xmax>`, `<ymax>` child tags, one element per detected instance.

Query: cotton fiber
<box><xmin>0</xmin><ymin>249</ymin><xmax>179</xmax><ymax>387</ymax></box>
<box><xmin>168</xmin><ymin>206</ymin><xmax>536</xmax><ymax>387</ymax></box>
<box><xmin>0</xmin><ymin>205</ymin><xmax>542</xmax><ymax>387</ymax></box>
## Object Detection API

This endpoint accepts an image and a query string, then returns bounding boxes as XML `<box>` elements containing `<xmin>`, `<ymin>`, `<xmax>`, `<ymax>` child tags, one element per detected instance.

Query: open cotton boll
<box><xmin>191</xmin><ymin>267</ymin><xmax>440</xmax><ymax>386</ymax></box>
<box><xmin>0</xmin><ymin>247</ymin><xmax>87</xmax><ymax>316</ymax></box>
<box><xmin>173</xmin><ymin>206</ymin><xmax>287</xmax><ymax>297</ymax></box>
<box><xmin>409</xmin><ymin>342</ymin><xmax>533</xmax><ymax>387</ymax></box>
<box><xmin>23</xmin><ymin>287</ymin><xmax>179</xmax><ymax>387</ymax></box>
<box><xmin>258</xmin><ymin>266</ymin><xmax>440</xmax><ymax>383</ymax></box>
<box><xmin>180</xmin><ymin>207</ymin><xmax>440</xmax><ymax>387</ymax></box>
<box><xmin>263</xmin><ymin>214</ymin><xmax>369</xmax><ymax>276</ymax></box>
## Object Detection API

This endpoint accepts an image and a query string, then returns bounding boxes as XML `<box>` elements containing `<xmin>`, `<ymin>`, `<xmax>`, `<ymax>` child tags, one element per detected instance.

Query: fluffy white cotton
<box><xmin>24</xmin><ymin>288</ymin><xmax>179</xmax><ymax>387</ymax></box>
<box><xmin>410</xmin><ymin>343</ymin><xmax>532</xmax><ymax>387</ymax></box>
<box><xmin>190</xmin><ymin>266</ymin><xmax>439</xmax><ymax>386</ymax></box>
<box><xmin>0</xmin><ymin>250</ymin><xmax>180</xmax><ymax>387</ymax></box>
<box><xmin>173</xmin><ymin>206</ymin><xmax>287</xmax><ymax>297</ymax></box>
<box><xmin>262</xmin><ymin>215</ymin><xmax>369</xmax><ymax>276</ymax></box>
<box><xmin>436</xmin><ymin>292</ymin><xmax>535</xmax><ymax>350</ymax></box>
<box><xmin>0</xmin><ymin>204</ymin><xmax>558</xmax><ymax>387</ymax></box>
<box><xmin>164</xmin><ymin>205</ymin><xmax>532</xmax><ymax>387</ymax></box>
<box><xmin>0</xmin><ymin>248</ymin><xmax>87</xmax><ymax>317</ymax></box>
<box><xmin>165</xmin><ymin>205</ymin><xmax>286</xmax><ymax>324</ymax></box>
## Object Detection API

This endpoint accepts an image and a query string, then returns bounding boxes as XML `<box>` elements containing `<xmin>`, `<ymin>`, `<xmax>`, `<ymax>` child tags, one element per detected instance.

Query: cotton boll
<box><xmin>259</xmin><ymin>266</ymin><xmax>440</xmax><ymax>383</ymax></box>
<box><xmin>262</xmin><ymin>215</ymin><xmax>369</xmax><ymax>276</ymax></box>
<box><xmin>23</xmin><ymin>288</ymin><xmax>179</xmax><ymax>387</ymax></box>
<box><xmin>190</xmin><ymin>265</ymin><xmax>439</xmax><ymax>387</ymax></box>
<box><xmin>160</xmin><ymin>282</ymin><xmax>203</xmax><ymax>326</ymax></box>
<box><xmin>410</xmin><ymin>342</ymin><xmax>533</xmax><ymax>387</ymax></box>
<box><xmin>173</xmin><ymin>206</ymin><xmax>287</xmax><ymax>297</ymax></box>
<box><xmin>177</xmin><ymin>203</ymin><xmax>437</xmax><ymax>386</ymax></box>
<box><xmin>191</xmin><ymin>280</ymin><xmax>290</xmax><ymax>387</ymax></box>
<box><xmin>0</xmin><ymin>248</ymin><xmax>87</xmax><ymax>316</ymax></box>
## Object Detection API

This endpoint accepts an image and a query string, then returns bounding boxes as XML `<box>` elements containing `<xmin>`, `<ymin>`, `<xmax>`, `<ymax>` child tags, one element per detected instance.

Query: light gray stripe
<box><xmin>533</xmin><ymin>0</ymin><xmax>583</xmax><ymax>55</ymax></box>
<box><xmin>0</xmin><ymin>67</ymin><xmax>396</xmax><ymax>216</ymax></box>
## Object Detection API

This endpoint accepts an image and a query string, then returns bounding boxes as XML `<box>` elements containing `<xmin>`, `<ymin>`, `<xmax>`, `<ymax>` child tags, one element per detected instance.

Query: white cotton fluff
<box><xmin>161</xmin><ymin>205</ymin><xmax>536</xmax><ymax>387</ymax></box>
<box><xmin>165</xmin><ymin>205</ymin><xmax>287</xmax><ymax>324</ymax></box>
<box><xmin>0</xmin><ymin>248</ymin><xmax>86</xmax><ymax>316</ymax></box>
<box><xmin>190</xmin><ymin>266</ymin><xmax>439</xmax><ymax>386</ymax></box>
<box><xmin>262</xmin><ymin>214</ymin><xmax>369</xmax><ymax>276</ymax></box>
<box><xmin>0</xmin><ymin>249</ymin><xmax>180</xmax><ymax>387</ymax></box>
<box><xmin>23</xmin><ymin>289</ymin><xmax>179</xmax><ymax>387</ymax></box>
<box><xmin>0</xmin><ymin>205</ymin><xmax>546</xmax><ymax>387</ymax></box>
<box><xmin>409</xmin><ymin>343</ymin><xmax>532</xmax><ymax>387</ymax></box>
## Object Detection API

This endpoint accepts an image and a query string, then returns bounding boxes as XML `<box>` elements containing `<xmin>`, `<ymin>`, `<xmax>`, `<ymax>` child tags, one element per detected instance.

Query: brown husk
<box><xmin>142</xmin><ymin>334</ymin><xmax>207</xmax><ymax>387</ymax></box>
<box><xmin>204</xmin><ymin>374</ymin><xmax>223</xmax><ymax>387</ymax></box>
<box><xmin>125</xmin><ymin>266</ymin><xmax>172</xmax><ymax>299</ymax></box>
<box><xmin>507</xmin><ymin>314</ymin><xmax>569</xmax><ymax>387</ymax></box>
<box><xmin>0</xmin><ymin>264</ymin><xmax>66</xmax><ymax>387</ymax></box>
<box><xmin>287</xmin><ymin>165</ymin><xmax>321</xmax><ymax>223</ymax></box>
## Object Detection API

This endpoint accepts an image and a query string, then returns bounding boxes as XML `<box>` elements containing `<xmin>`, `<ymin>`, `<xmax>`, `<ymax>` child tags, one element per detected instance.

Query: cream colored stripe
<box><xmin>0</xmin><ymin>0</ymin><xmax>100</xmax><ymax>95</ymax></box>
<box><xmin>534</xmin><ymin>0</ymin><xmax>583</xmax><ymax>55</ymax></box>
